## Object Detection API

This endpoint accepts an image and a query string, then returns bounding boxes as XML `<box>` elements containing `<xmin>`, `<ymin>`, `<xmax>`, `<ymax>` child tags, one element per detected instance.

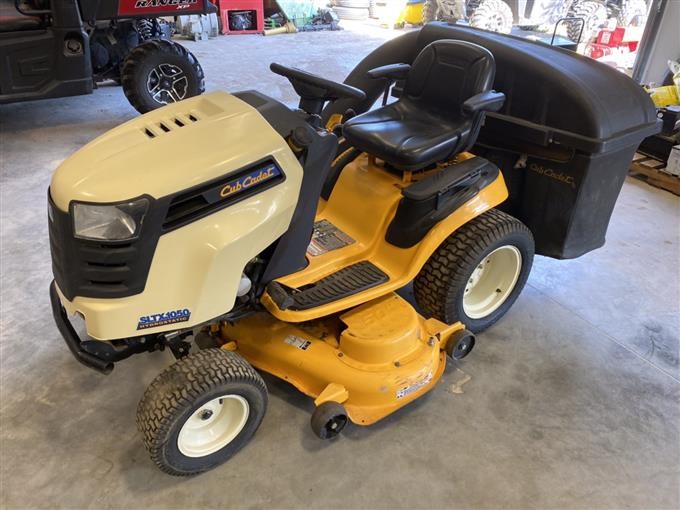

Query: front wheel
<box><xmin>121</xmin><ymin>39</ymin><xmax>205</xmax><ymax>114</ymax></box>
<box><xmin>567</xmin><ymin>0</ymin><xmax>608</xmax><ymax>43</ymax></box>
<box><xmin>469</xmin><ymin>0</ymin><xmax>513</xmax><ymax>34</ymax></box>
<box><xmin>136</xmin><ymin>348</ymin><xmax>267</xmax><ymax>476</ymax></box>
<box><xmin>414</xmin><ymin>209</ymin><xmax>534</xmax><ymax>333</ymax></box>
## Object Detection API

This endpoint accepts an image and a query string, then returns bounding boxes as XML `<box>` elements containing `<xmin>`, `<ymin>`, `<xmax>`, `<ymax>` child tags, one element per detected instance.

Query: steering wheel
<box><xmin>270</xmin><ymin>63</ymin><xmax>366</xmax><ymax>117</ymax></box>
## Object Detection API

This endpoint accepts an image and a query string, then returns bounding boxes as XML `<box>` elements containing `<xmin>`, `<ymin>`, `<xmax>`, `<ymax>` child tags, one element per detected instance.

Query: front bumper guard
<box><xmin>49</xmin><ymin>281</ymin><xmax>114</xmax><ymax>374</ymax></box>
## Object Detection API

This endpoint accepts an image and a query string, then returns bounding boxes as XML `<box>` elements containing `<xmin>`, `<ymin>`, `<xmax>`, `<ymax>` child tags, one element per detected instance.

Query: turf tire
<box><xmin>414</xmin><ymin>209</ymin><xmax>534</xmax><ymax>333</ymax></box>
<box><xmin>137</xmin><ymin>348</ymin><xmax>267</xmax><ymax>476</ymax></box>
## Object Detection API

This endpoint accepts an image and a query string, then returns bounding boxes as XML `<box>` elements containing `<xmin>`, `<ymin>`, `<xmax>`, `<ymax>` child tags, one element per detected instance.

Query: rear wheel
<box><xmin>335</xmin><ymin>0</ymin><xmax>370</xmax><ymax>7</ymax></box>
<box><xmin>121</xmin><ymin>39</ymin><xmax>205</xmax><ymax>114</ymax></box>
<box><xmin>137</xmin><ymin>348</ymin><xmax>267</xmax><ymax>476</ymax></box>
<box><xmin>469</xmin><ymin>0</ymin><xmax>513</xmax><ymax>33</ymax></box>
<box><xmin>414</xmin><ymin>209</ymin><xmax>534</xmax><ymax>332</ymax></box>
<box><xmin>616</xmin><ymin>0</ymin><xmax>648</xmax><ymax>27</ymax></box>
<box><xmin>332</xmin><ymin>6</ymin><xmax>370</xmax><ymax>19</ymax></box>
<box><xmin>422</xmin><ymin>0</ymin><xmax>439</xmax><ymax>23</ymax></box>
<box><xmin>567</xmin><ymin>0</ymin><xmax>608</xmax><ymax>42</ymax></box>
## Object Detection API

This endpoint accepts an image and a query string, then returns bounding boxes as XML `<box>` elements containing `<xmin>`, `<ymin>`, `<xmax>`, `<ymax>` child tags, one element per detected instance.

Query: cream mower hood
<box><xmin>49</xmin><ymin>91</ymin><xmax>304</xmax><ymax>340</ymax></box>
<box><xmin>50</xmin><ymin>91</ymin><xmax>300</xmax><ymax>211</ymax></box>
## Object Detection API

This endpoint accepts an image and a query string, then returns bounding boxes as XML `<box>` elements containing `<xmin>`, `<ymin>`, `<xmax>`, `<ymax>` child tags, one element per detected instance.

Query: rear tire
<box><xmin>422</xmin><ymin>0</ymin><xmax>439</xmax><ymax>23</ymax></box>
<box><xmin>332</xmin><ymin>6</ymin><xmax>370</xmax><ymax>19</ymax></box>
<box><xmin>616</xmin><ymin>0</ymin><xmax>648</xmax><ymax>27</ymax></box>
<box><xmin>121</xmin><ymin>39</ymin><xmax>205</xmax><ymax>114</ymax></box>
<box><xmin>137</xmin><ymin>348</ymin><xmax>267</xmax><ymax>476</ymax></box>
<box><xmin>469</xmin><ymin>0</ymin><xmax>513</xmax><ymax>34</ymax></box>
<box><xmin>414</xmin><ymin>209</ymin><xmax>534</xmax><ymax>333</ymax></box>
<box><xmin>567</xmin><ymin>0</ymin><xmax>608</xmax><ymax>42</ymax></box>
<box><xmin>335</xmin><ymin>0</ymin><xmax>370</xmax><ymax>8</ymax></box>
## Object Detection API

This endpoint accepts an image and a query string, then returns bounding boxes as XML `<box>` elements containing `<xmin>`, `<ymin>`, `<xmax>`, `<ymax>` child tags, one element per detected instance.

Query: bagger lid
<box><xmin>327</xmin><ymin>22</ymin><xmax>661</xmax><ymax>154</ymax></box>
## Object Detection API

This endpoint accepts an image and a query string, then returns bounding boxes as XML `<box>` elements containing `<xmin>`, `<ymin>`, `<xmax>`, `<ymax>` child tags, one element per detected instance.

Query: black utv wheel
<box><xmin>469</xmin><ymin>0</ymin><xmax>513</xmax><ymax>34</ymax></box>
<box><xmin>414</xmin><ymin>209</ymin><xmax>534</xmax><ymax>333</ymax></box>
<box><xmin>567</xmin><ymin>0</ymin><xmax>608</xmax><ymax>43</ymax></box>
<box><xmin>136</xmin><ymin>348</ymin><xmax>267</xmax><ymax>476</ymax></box>
<box><xmin>121</xmin><ymin>39</ymin><xmax>205</xmax><ymax>114</ymax></box>
<box><xmin>422</xmin><ymin>0</ymin><xmax>439</xmax><ymax>23</ymax></box>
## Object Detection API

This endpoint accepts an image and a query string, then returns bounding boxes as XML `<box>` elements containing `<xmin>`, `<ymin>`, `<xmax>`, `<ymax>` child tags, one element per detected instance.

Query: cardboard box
<box><xmin>665</xmin><ymin>145</ymin><xmax>680</xmax><ymax>176</ymax></box>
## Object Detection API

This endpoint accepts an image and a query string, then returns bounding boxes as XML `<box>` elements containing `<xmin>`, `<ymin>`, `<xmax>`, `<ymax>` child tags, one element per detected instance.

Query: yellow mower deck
<box><xmin>220</xmin><ymin>293</ymin><xmax>464</xmax><ymax>425</ymax></box>
<box><xmin>261</xmin><ymin>153</ymin><xmax>508</xmax><ymax>323</ymax></box>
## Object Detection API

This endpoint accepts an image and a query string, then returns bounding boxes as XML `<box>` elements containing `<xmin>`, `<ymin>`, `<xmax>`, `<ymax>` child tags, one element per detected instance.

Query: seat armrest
<box><xmin>462</xmin><ymin>91</ymin><xmax>506</xmax><ymax>116</ymax></box>
<box><xmin>367</xmin><ymin>63</ymin><xmax>411</xmax><ymax>81</ymax></box>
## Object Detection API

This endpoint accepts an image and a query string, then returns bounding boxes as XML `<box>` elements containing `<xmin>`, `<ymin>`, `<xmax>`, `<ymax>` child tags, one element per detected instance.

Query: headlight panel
<box><xmin>72</xmin><ymin>198</ymin><xmax>149</xmax><ymax>241</ymax></box>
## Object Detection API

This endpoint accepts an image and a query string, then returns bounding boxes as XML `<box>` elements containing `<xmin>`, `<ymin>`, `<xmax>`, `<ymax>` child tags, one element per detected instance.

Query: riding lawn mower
<box><xmin>0</xmin><ymin>0</ymin><xmax>211</xmax><ymax>113</ymax></box>
<box><xmin>47</xmin><ymin>23</ymin><xmax>659</xmax><ymax>475</ymax></box>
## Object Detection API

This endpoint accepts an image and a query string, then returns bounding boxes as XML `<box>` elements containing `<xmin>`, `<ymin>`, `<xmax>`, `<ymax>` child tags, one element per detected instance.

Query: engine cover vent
<box><xmin>143</xmin><ymin>113</ymin><xmax>200</xmax><ymax>139</ymax></box>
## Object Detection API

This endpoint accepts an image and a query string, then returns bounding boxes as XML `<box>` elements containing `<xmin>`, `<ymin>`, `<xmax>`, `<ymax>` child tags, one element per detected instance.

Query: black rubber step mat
<box><xmin>267</xmin><ymin>261</ymin><xmax>389</xmax><ymax>311</ymax></box>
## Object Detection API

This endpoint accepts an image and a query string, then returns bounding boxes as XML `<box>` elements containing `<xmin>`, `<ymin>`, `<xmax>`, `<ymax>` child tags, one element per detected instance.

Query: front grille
<box><xmin>48</xmin><ymin>194</ymin><xmax>163</xmax><ymax>300</ymax></box>
<box><xmin>48</xmin><ymin>159</ymin><xmax>286</xmax><ymax>300</ymax></box>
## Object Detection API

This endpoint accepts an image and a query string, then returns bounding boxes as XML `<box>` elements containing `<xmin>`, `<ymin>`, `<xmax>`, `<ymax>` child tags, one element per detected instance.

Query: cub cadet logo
<box><xmin>137</xmin><ymin>309</ymin><xmax>191</xmax><ymax>330</ymax></box>
<box><xmin>220</xmin><ymin>166</ymin><xmax>279</xmax><ymax>198</ymax></box>
<box><xmin>133</xmin><ymin>0</ymin><xmax>197</xmax><ymax>9</ymax></box>
<box><xmin>528</xmin><ymin>163</ymin><xmax>576</xmax><ymax>189</ymax></box>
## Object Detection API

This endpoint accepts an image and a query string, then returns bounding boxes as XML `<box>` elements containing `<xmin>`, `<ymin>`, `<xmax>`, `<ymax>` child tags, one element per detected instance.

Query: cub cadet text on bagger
<box><xmin>48</xmin><ymin>23</ymin><xmax>659</xmax><ymax>475</ymax></box>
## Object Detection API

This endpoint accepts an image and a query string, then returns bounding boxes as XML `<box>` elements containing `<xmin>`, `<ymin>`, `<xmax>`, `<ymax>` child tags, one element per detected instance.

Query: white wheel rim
<box><xmin>177</xmin><ymin>395</ymin><xmax>249</xmax><ymax>458</ymax></box>
<box><xmin>463</xmin><ymin>245</ymin><xmax>522</xmax><ymax>320</ymax></box>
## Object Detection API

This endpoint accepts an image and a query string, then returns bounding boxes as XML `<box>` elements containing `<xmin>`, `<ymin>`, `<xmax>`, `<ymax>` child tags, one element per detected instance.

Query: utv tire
<box><xmin>333</xmin><ymin>6</ymin><xmax>370</xmax><ymax>19</ymax></box>
<box><xmin>414</xmin><ymin>209</ymin><xmax>534</xmax><ymax>333</ymax></box>
<box><xmin>616</xmin><ymin>0</ymin><xmax>647</xmax><ymax>27</ymax></box>
<box><xmin>470</xmin><ymin>0</ymin><xmax>513</xmax><ymax>34</ymax></box>
<box><xmin>121</xmin><ymin>39</ymin><xmax>205</xmax><ymax>114</ymax></box>
<box><xmin>422</xmin><ymin>0</ymin><xmax>439</xmax><ymax>23</ymax></box>
<box><xmin>137</xmin><ymin>348</ymin><xmax>267</xmax><ymax>476</ymax></box>
<box><xmin>567</xmin><ymin>0</ymin><xmax>608</xmax><ymax>42</ymax></box>
<box><xmin>335</xmin><ymin>0</ymin><xmax>370</xmax><ymax>8</ymax></box>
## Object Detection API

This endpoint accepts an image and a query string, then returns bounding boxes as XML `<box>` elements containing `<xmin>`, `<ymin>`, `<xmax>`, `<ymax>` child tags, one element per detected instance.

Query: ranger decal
<box><xmin>118</xmin><ymin>0</ymin><xmax>199</xmax><ymax>16</ymax></box>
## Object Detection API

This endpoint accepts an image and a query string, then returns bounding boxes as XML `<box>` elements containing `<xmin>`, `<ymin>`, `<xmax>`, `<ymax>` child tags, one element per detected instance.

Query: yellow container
<box><xmin>648</xmin><ymin>85</ymin><xmax>680</xmax><ymax>108</ymax></box>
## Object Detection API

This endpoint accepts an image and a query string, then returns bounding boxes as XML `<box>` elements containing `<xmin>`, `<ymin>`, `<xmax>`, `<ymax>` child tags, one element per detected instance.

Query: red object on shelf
<box><xmin>216</xmin><ymin>0</ymin><xmax>264</xmax><ymax>35</ymax></box>
<box><xmin>596</xmin><ymin>27</ymin><xmax>626</xmax><ymax>47</ymax></box>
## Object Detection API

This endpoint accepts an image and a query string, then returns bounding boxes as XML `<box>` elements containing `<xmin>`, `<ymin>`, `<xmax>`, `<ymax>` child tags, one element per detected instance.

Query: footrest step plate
<box><xmin>267</xmin><ymin>261</ymin><xmax>388</xmax><ymax>311</ymax></box>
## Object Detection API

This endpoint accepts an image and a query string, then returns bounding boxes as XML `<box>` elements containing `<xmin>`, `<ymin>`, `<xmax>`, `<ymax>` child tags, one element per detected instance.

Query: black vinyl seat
<box><xmin>343</xmin><ymin>40</ymin><xmax>505</xmax><ymax>170</ymax></box>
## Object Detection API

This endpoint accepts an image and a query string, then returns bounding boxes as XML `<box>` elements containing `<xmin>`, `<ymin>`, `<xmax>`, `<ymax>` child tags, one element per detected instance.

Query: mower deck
<box><xmin>221</xmin><ymin>293</ymin><xmax>462</xmax><ymax>425</ymax></box>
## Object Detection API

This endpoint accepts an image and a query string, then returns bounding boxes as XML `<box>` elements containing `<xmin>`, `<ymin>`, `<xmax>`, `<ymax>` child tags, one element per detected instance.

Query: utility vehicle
<box><xmin>0</xmin><ymin>0</ymin><xmax>210</xmax><ymax>113</ymax></box>
<box><xmin>424</xmin><ymin>0</ymin><xmax>648</xmax><ymax>42</ymax></box>
<box><xmin>48</xmin><ymin>23</ymin><xmax>658</xmax><ymax>475</ymax></box>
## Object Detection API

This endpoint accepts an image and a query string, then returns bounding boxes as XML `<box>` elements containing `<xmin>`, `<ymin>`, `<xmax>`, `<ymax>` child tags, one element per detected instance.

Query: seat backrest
<box><xmin>404</xmin><ymin>40</ymin><xmax>495</xmax><ymax>115</ymax></box>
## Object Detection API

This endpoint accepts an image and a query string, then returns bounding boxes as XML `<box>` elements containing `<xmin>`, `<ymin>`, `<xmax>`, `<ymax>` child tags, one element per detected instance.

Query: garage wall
<box><xmin>634</xmin><ymin>0</ymin><xmax>680</xmax><ymax>85</ymax></box>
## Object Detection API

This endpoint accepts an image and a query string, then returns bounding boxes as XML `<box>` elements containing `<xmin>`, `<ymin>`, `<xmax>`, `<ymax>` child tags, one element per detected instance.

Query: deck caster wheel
<box><xmin>446</xmin><ymin>329</ymin><xmax>476</xmax><ymax>360</ymax></box>
<box><xmin>136</xmin><ymin>348</ymin><xmax>267</xmax><ymax>475</ymax></box>
<box><xmin>311</xmin><ymin>401</ymin><xmax>348</xmax><ymax>439</ymax></box>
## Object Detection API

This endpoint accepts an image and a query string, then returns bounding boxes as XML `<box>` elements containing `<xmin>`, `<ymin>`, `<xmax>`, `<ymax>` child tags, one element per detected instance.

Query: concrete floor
<box><xmin>1</xmin><ymin>24</ymin><xmax>679</xmax><ymax>510</ymax></box>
